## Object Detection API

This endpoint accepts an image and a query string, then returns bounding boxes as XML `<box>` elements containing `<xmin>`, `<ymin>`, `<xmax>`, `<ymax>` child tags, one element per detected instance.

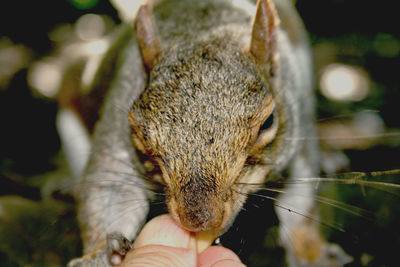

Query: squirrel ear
<box><xmin>250</xmin><ymin>0</ymin><xmax>280</xmax><ymax>79</ymax></box>
<box><xmin>135</xmin><ymin>3</ymin><xmax>161</xmax><ymax>72</ymax></box>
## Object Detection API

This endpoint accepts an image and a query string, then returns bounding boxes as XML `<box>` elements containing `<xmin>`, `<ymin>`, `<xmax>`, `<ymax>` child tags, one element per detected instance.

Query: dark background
<box><xmin>0</xmin><ymin>0</ymin><xmax>399</xmax><ymax>266</ymax></box>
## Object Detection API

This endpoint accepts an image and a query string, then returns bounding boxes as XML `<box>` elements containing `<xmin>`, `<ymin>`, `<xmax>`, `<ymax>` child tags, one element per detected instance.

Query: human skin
<box><xmin>120</xmin><ymin>214</ymin><xmax>245</xmax><ymax>267</ymax></box>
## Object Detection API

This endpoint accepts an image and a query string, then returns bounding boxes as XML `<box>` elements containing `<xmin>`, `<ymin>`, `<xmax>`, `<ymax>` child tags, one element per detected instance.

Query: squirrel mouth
<box><xmin>166</xmin><ymin>194</ymin><xmax>232</xmax><ymax>233</ymax></box>
<box><xmin>166</xmin><ymin>197</ymin><xmax>228</xmax><ymax>253</ymax></box>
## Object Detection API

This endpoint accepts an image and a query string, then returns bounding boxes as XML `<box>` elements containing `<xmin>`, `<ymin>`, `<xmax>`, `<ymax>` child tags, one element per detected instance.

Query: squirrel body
<box><xmin>66</xmin><ymin>0</ymin><xmax>349</xmax><ymax>266</ymax></box>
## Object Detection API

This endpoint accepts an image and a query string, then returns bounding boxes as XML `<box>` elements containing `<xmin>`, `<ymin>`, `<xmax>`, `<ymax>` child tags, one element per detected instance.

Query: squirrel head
<box><xmin>129</xmin><ymin>0</ymin><xmax>280</xmax><ymax>233</ymax></box>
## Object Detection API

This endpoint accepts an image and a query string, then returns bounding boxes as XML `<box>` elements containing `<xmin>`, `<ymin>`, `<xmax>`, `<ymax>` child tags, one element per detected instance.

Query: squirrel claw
<box><xmin>106</xmin><ymin>232</ymin><xmax>133</xmax><ymax>265</ymax></box>
<box><xmin>67</xmin><ymin>232</ymin><xmax>133</xmax><ymax>267</ymax></box>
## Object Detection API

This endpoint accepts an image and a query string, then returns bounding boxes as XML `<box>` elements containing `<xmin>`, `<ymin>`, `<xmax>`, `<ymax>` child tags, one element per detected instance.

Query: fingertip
<box><xmin>133</xmin><ymin>214</ymin><xmax>194</xmax><ymax>249</ymax></box>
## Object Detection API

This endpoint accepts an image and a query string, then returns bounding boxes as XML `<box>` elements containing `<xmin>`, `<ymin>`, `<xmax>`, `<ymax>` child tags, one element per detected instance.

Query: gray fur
<box><xmin>75</xmin><ymin>36</ymin><xmax>150</xmax><ymax>254</ymax></box>
<box><xmin>68</xmin><ymin>1</ymin><xmax>350</xmax><ymax>266</ymax></box>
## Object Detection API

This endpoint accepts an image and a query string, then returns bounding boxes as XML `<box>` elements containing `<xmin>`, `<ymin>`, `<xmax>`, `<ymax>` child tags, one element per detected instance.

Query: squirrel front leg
<box><xmin>276</xmin><ymin>140</ymin><xmax>352</xmax><ymax>267</ymax></box>
<box><xmin>67</xmin><ymin>26</ymin><xmax>149</xmax><ymax>265</ymax></box>
<box><xmin>67</xmin><ymin>146</ymin><xmax>150</xmax><ymax>266</ymax></box>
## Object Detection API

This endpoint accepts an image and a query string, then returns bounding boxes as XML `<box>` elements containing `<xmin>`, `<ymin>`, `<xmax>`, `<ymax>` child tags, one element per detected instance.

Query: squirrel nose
<box><xmin>176</xmin><ymin>200</ymin><xmax>225</xmax><ymax>232</ymax></box>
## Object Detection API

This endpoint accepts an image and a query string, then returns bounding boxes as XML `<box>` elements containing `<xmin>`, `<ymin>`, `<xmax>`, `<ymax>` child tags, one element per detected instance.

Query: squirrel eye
<box><xmin>259</xmin><ymin>110</ymin><xmax>275</xmax><ymax>133</ymax></box>
<box><xmin>251</xmin><ymin>110</ymin><xmax>279</xmax><ymax>152</ymax></box>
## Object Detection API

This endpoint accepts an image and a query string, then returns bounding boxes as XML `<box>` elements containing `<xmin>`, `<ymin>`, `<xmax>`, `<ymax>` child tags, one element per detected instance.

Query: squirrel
<box><xmin>64</xmin><ymin>0</ymin><xmax>350</xmax><ymax>266</ymax></box>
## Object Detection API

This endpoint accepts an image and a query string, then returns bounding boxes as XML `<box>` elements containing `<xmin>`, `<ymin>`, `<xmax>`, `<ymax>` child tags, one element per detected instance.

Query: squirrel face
<box><xmin>130</xmin><ymin>41</ymin><xmax>276</xmax><ymax>232</ymax></box>
<box><xmin>129</xmin><ymin>0</ymin><xmax>280</xmax><ymax>233</ymax></box>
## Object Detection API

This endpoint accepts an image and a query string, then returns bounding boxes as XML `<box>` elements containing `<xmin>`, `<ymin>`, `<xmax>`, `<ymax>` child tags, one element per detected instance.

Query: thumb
<box><xmin>120</xmin><ymin>214</ymin><xmax>197</xmax><ymax>267</ymax></box>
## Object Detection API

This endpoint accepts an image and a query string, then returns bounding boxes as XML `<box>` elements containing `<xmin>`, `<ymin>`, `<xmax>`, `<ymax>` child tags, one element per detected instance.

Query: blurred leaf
<box><xmin>68</xmin><ymin>0</ymin><xmax>99</xmax><ymax>10</ymax></box>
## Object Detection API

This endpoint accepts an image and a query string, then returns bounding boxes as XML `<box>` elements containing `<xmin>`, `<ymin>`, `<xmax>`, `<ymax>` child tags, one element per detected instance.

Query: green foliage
<box><xmin>68</xmin><ymin>0</ymin><xmax>99</xmax><ymax>10</ymax></box>
<box><xmin>0</xmin><ymin>196</ymin><xmax>81</xmax><ymax>266</ymax></box>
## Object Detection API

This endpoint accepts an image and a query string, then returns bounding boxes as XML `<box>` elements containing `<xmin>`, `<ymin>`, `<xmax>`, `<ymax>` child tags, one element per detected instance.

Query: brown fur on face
<box><xmin>129</xmin><ymin>38</ymin><xmax>274</xmax><ymax>232</ymax></box>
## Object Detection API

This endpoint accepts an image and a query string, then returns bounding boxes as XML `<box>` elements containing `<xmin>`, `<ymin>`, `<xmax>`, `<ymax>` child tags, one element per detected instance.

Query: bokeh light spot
<box><xmin>75</xmin><ymin>14</ymin><xmax>106</xmax><ymax>41</ymax></box>
<box><xmin>319</xmin><ymin>63</ymin><xmax>369</xmax><ymax>102</ymax></box>
<box><xmin>28</xmin><ymin>59</ymin><xmax>62</xmax><ymax>98</ymax></box>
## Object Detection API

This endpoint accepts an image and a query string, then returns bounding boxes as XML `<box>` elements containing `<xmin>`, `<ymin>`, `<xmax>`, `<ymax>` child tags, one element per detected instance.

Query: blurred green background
<box><xmin>0</xmin><ymin>0</ymin><xmax>399</xmax><ymax>266</ymax></box>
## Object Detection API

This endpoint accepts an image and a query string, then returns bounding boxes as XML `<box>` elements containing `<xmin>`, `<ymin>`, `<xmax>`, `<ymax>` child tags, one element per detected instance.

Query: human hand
<box><xmin>120</xmin><ymin>214</ymin><xmax>245</xmax><ymax>267</ymax></box>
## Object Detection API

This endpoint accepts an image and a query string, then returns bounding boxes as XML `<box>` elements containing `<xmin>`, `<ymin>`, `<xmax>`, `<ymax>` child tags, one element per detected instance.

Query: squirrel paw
<box><xmin>286</xmin><ymin>223</ymin><xmax>352</xmax><ymax>267</ymax></box>
<box><xmin>67</xmin><ymin>232</ymin><xmax>133</xmax><ymax>267</ymax></box>
<box><xmin>106</xmin><ymin>232</ymin><xmax>133</xmax><ymax>265</ymax></box>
